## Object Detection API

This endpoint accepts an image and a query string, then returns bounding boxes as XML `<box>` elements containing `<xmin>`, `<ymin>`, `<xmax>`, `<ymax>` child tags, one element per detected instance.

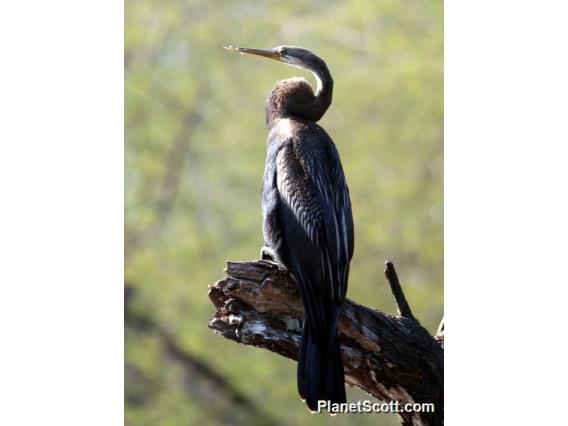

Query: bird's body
<box><xmin>226</xmin><ymin>45</ymin><xmax>354</xmax><ymax>411</ymax></box>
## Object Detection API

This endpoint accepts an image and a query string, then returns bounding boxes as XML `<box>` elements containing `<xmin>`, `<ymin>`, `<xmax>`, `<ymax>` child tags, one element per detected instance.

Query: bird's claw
<box><xmin>260</xmin><ymin>246</ymin><xmax>275</xmax><ymax>261</ymax></box>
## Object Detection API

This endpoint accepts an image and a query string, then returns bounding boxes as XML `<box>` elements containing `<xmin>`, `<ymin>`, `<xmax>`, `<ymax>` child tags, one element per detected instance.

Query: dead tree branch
<box><xmin>435</xmin><ymin>317</ymin><xmax>444</xmax><ymax>348</ymax></box>
<box><xmin>384</xmin><ymin>260</ymin><xmax>415</xmax><ymax>320</ymax></box>
<box><xmin>208</xmin><ymin>260</ymin><xmax>444</xmax><ymax>426</ymax></box>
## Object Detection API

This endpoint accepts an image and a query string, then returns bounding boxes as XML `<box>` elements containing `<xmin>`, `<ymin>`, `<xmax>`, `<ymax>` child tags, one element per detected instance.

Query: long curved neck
<box><xmin>309</xmin><ymin>61</ymin><xmax>333</xmax><ymax>119</ymax></box>
<box><xmin>266</xmin><ymin>59</ymin><xmax>333</xmax><ymax>128</ymax></box>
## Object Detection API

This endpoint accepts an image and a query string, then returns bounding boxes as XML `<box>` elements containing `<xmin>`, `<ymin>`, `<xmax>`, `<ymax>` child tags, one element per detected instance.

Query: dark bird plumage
<box><xmin>226</xmin><ymin>45</ymin><xmax>354</xmax><ymax>411</ymax></box>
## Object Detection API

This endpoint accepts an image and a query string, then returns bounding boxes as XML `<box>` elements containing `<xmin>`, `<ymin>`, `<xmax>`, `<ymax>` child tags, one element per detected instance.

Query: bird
<box><xmin>225</xmin><ymin>45</ymin><xmax>354</xmax><ymax>412</ymax></box>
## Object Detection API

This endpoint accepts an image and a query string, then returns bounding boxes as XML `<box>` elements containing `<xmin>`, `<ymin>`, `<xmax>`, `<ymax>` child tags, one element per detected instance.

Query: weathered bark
<box><xmin>208</xmin><ymin>260</ymin><xmax>443</xmax><ymax>426</ymax></box>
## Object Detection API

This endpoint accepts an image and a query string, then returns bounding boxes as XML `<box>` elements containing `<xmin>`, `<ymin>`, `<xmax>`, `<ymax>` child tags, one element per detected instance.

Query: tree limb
<box><xmin>435</xmin><ymin>316</ymin><xmax>444</xmax><ymax>348</ymax></box>
<box><xmin>384</xmin><ymin>259</ymin><xmax>415</xmax><ymax>320</ymax></box>
<box><xmin>208</xmin><ymin>260</ymin><xmax>444</xmax><ymax>426</ymax></box>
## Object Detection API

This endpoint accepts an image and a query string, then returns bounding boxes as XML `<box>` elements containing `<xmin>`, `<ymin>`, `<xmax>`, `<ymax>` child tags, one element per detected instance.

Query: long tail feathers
<box><xmin>297</xmin><ymin>320</ymin><xmax>346</xmax><ymax>412</ymax></box>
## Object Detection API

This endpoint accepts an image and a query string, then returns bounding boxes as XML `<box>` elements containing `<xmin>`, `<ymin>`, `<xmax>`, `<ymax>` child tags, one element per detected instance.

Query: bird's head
<box><xmin>224</xmin><ymin>45</ymin><xmax>314</xmax><ymax>67</ymax></box>
<box><xmin>224</xmin><ymin>45</ymin><xmax>330</xmax><ymax>94</ymax></box>
<box><xmin>225</xmin><ymin>45</ymin><xmax>333</xmax><ymax>123</ymax></box>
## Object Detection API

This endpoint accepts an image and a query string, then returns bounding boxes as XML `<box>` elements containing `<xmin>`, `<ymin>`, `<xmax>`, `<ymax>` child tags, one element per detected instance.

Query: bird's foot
<box><xmin>260</xmin><ymin>246</ymin><xmax>275</xmax><ymax>261</ymax></box>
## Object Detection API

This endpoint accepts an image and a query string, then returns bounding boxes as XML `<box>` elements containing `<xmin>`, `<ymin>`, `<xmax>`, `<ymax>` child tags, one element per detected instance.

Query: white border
<box><xmin>0</xmin><ymin>1</ymin><xmax>123</xmax><ymax>424</ymax></box>
<box><xmin>446</xmin><ymin>1</ymin><xmax>568</xmax><ymax>424</ymax></box>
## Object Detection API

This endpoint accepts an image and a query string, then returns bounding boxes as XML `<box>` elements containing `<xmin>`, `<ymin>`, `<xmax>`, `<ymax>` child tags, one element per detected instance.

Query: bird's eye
<box><xmin>279</xmin><ymin>48</ymin><xmax>287</xmax><ymax>56</ymax></box>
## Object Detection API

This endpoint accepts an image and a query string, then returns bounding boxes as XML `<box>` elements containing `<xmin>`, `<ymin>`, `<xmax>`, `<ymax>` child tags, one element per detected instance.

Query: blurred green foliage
<box><xmin>125</xmin><ymin>0</ymin><xmax>442</xmax><ymax>425</ymax></box>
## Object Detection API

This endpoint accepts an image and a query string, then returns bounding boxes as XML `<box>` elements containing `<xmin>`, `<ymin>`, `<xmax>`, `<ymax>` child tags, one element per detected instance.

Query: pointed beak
<box><xmin>224</xmin><ymin>45</ymin><xmax>282</xmax><ymax>61</ymax></box>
